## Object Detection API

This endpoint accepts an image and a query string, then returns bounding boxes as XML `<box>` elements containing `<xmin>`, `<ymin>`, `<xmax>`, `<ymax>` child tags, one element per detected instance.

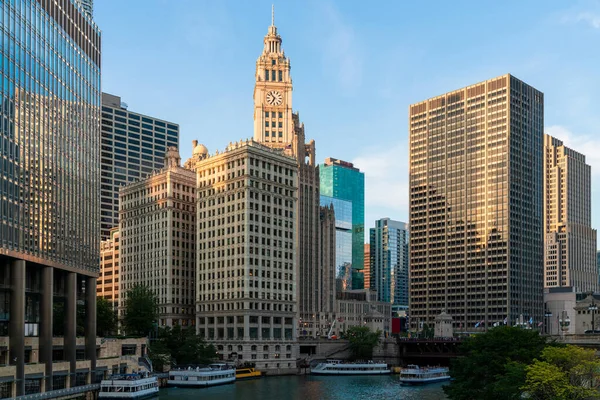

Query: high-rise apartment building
<box><xmin>364</xmin><ymin>244</ymin><xmax>371</xmax><ymax>290</ymax></box>
<box><xmin>119</xmin><ymin>148</ymin><xmax>196</xmax><ymax>328</ymax></box>
<box><xmin>99</xmin><ymin>228</ymin><xmax>120</xmax><ymax>310</ymax></box>
<box><xmin>370</xmin><ymin>218</ymin><xmax>409</xmax><ymax>311</ymax></box>
<box><xmin>544</xmin><ymin>135</ymin><xmax>598</xmax><ymax>292</ymax></box>
<box><xmin>409</xmin><ymin>74</ymin><xmax>544</xmax><ymax>329</ymax></box>
<box><xmin>0</xmin><ymin>0</ymin><xmax>101</xmax><ymax>396</ymax></box>
<box><xmin>320</xmin><ymin>158</ymin><xmax>365</xmax><ymax>289</ymax></box>
<box><xmin>195</xmin><ymin>140</ymin><xmax>299</xmax><ymax>368</ymax></box>
<box><xmin>320</xmin><ymin>196</ymin><xmax>353</xmax><ymax>291</ymax></box>
<box><xmin>251</xmin><ymin>13</ymin><xmax>321</xmax><ymax>338</ymax></box>
<box><xmin>100</xmin><ymin>93</ymin><xmax>179</xmax><ymax>240</ymax></box>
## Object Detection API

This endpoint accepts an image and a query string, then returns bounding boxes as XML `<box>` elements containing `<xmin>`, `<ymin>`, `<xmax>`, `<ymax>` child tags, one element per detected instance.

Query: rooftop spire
<box><xmin>271</xmin><ymin>4</ymin><xmax>275</xmax><ymax>26</ymax></box>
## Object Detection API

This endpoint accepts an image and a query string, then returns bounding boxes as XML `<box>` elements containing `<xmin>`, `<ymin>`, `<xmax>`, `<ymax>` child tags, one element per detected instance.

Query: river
<box><xmin>158</xmin><ymin>375</ymin><xmax>448</xmax><ymax>399</ymax></box>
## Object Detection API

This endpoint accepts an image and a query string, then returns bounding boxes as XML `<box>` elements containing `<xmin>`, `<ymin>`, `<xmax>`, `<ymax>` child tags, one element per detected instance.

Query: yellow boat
<box><xmin>236</xmin><ymin>368</ymin><xmax>262</xmax><ymax>380</ymax></box>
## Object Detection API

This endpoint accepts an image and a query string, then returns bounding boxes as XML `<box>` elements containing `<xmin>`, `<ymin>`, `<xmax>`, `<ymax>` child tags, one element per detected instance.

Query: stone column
<box><xmin>39</xmin><ymin>266</ymin><xmax>54</xmax><ymax>391</ymax></box>
<box><xmin>64</xmin><ymin>272</ymin><xmax>77</xmax><ymax>385</ymax></box>
<box><xmin>9</xmin><ymin>259</ymin><xmax>25</xmax><ymax>397</ymax></box>
<box><xmin>85</xmin><ymin>277</ymin><xmax>97</xmax><ymax>374</ymax></box>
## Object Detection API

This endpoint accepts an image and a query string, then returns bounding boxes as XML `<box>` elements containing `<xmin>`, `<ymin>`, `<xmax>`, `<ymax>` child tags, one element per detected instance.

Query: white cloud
<box><xmin>352</xmin><ymin>142</ymin><xmax>409</xmax><ymax>229</ymax></box>
<box><xmin>561</xmin><ymin>10</ymin><xmax>600</xmax><ymax>29</ymax></box>
<box><xmin>576</xmin><ymin>12</ymin><xmax>600</xmax><ymax>28</ymax></box>
<box><xmin>546</xmin><ymin>125</ymin><xmax>600</xmax><ymax>175</ymax></box>
<box><xmin>319</xmin><ymin>3</ymin><xmax>363</xmax><ymax>93</ymax></box>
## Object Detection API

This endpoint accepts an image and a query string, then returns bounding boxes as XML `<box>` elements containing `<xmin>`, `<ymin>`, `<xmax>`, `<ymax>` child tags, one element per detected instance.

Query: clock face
<box><xmin>266</xmin><ymin>90</ymin><xmax>283</xmax><ymax>106</ymax></box>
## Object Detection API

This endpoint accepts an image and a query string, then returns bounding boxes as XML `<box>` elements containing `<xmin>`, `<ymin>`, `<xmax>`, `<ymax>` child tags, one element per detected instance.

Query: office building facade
<box><xmin>195</xmin><ymin>140</ymin><xmax>299</xmax><ymax>368</ymax></box>
<box><xmin>364</xmin><ymin>244</ymin><xmax>371</xmax><ymax>290</ymax></box>
<box><xmin>370</xmin><ymin>218</ymin><xmax>409</xmax><ymax>310</ymax></box>
<box><xmin>0</xmin><ymin>0</ymin><xmax>101</xmax><ymax>396</ymax></box>
<box><xmin>99</xmin><ymin>228</ymin><xmax>120</xmax><ymax>310</ymax></box>
<box><xmin>119</xmin><ymin>148</ymin><xmax>196</xmax><ymax>328</ymax></box>
<box><xmin>409</xmin><ymin>74</ymin><xmax>544</xmax><ymax>329</ymax></box>
<box><xmin>320</xmin><ymin>158</ymin><xmax>365</xmax><ymax>289</ymax></box>
<box><xmin>320</xmin><ymin>196</ymin><xmax>353</xmax><ymax>291</ymax></box>
<box><xmin>100</xmin><ymin>93</ymin><xmax>179</xmax><ymax>240</ymax></box>
<box><xmin>543</xmin><ymin>135</ymin><xmax>598</xmax><ymax>293</ymax></box>
<box><xmin>251</xmin><ymin>15</ymin><xmax>321</xmax><ymax>338</ymax></box>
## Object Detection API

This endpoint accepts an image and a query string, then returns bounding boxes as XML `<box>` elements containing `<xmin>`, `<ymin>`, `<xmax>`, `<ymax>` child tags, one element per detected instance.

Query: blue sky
<box><xmin>95</xmin><ymin>0</ymin><xmax>600</xmax><ymax>233</ymax></box>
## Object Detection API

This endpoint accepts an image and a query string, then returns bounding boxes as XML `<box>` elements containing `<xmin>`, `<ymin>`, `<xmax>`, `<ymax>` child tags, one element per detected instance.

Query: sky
<box><xmin>95</xmin><ymin>0</ymin><xmax>600</xmax><ymax>235</ymax></box>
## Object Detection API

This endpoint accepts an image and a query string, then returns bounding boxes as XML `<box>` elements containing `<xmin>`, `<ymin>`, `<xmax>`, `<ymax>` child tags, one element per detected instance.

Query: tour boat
<box><xmin>167</xmin><ymin>363</ymin><xmax>236</xmax><ymax>387</ymax></box>
<box><xmin>236</xmin><ymin>367</ymin><xmax>262</xmax><ymax>380</ymax></box>
<box><xmin>399</xmin><ymin>364</ymin><xmax>451</xmax><ymax>385</ymax></box>
<box><xmin>310</xmin><ymin>359</ymin><xmax>391</xmax><ymax>375</ymax></box>
<box><xmin>98</xmin><ymin>372</ymin><xmax>158</xmax><ymax>399</ymax></box>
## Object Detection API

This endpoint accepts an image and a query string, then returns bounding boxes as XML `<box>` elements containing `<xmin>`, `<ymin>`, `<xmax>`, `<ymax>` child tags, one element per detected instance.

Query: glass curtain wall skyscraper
<box><xmin>370</xmin><ymin>218</ymin><xmax>409</xmax><ymax>311</ymax></box>
<box><xmin>409</xmin><ymin>74</ymin><xmax>544</xmax><ymax>330</ymax></box>
<box><xmin>0</xmin><ymin>0</ymin><xmax>101</xmax><ymax>396</ymax></box>
<box><xmin>320</xmin><ymin>158</ymin><xmax>365</xmax><ymax>289</ymax></box>
<box><xmin>320</xmin><ymin>196</ymin><xmax>353</xmax><ymax>291</ymax></box>
<box><xmin>100</xmin><ymin>93</ymin><xmax>179</xmax><ymax>240</ymax></box>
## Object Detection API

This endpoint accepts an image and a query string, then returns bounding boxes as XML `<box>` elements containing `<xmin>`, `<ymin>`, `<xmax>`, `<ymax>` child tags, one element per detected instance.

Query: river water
<box><xmin>158</xmin><ymin>375</ymin><xmax>448</xmax><ymax>400</ymax></box>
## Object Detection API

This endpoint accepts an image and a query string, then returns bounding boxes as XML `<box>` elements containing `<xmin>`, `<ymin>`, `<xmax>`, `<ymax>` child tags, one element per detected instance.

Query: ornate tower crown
<box><xmin>253</xmin><ymin>5</ymin><xmax>294</xmax><ymax>148</ymax></box>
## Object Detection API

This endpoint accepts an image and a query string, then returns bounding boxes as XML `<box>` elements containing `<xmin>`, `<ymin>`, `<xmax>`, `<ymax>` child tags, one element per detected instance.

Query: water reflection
<box><xmin>159</xmin><ymin>375</ymin><xmax>447</xmax><ymax>400</ymax></box>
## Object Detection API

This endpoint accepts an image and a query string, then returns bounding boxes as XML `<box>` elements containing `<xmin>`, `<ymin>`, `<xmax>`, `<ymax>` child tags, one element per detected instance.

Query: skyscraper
<box><xmin>320</xmin><ymin>158</ymin><xmax>365</xmax><ymax>289</ymax></box>
<box><xmin>0</xmin><ymin>0</ymin><xmax>101</xmax><ymax>396</ymax></box>
<box><xmin>119</xmin><ymin>147</ymin><xmax>196</xmax><ymax>328</ymax></box>
<box><xmin>252</xmin><ymin>10</ymin><xmax>321</xmax><ymax>338</ymax></box>
<box><xmin>99</xmin><ymin>228</ymin><xmax>120</xmax><ymax>310</ymax></box>
<box><xmin>364</xmin><ymin>244</ymin><xmax>371</xmax><ymax>290</ymax></box>
<box><xmin>409</xmin><ymin>74</ymin><xmax>544</xmax><ymax>329</ymax></box>
<box><xmin>320</xmin><ymin>196</ymin><xmax>353</xmax><ymax>291</ymax></box>
<box><xmin>370</xmin><ymin>218</ymin><xmax>409</xmax><ymax>311</ymax></box>
<box><xmin>195</xmin><ymin>140</ymin><xmax>299</xmax><ymax>367</ymax></box>
<box><xmin>75</xmin><ymin>0</ymin><xmax>93</xmax><ymax>17</ymax></box>
<box><xmin>544</xmin><ymin>135</ymin><xmax>598</xmax><ymax>292</ymax></box>
<box><xmin>100</xmin><ymin>93</ymin><xmax>179</xmax><ymax>240</ymax></box>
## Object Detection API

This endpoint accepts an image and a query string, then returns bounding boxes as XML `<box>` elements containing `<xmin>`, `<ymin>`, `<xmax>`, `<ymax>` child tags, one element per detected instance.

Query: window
<box><xmin>265</xmin><ymin>131</ymin><xmax>269</xmax><ymax>137</ymax></box>
<box><xmin>272</xmin><ymin>59</ymin><xmax>276</xmax><ymax>65</ymax></box>
<box><xmin>265</xmin><ymin>111</ymin><xmax>269</xmax><ymax>117</ymax></box>
<box><xmin>265</xmin><ymin>70</ymin><xmax>269</xmax><ymax>81</ymax></box>
<box><xmin>279</xmin><ymin>71</ymin><xmax>282</xmax><ymax>81</ymax></box>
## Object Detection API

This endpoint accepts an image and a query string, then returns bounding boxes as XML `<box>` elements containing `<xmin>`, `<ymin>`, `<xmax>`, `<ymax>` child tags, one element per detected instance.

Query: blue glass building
<box><xmin>370</xmin><ymin>218</ymin><xmax>409</xmax><ymax>310</ymax></box>
<box><xmin>320</xmin><ymin>195</ymin><xmax>353</xmax><ymax>291</ymax></box>
<box><xmin>0</xmin><ymin>1</ymin><xmax>101</xmax><ymax>396</ymax></box>
<box><xmin>320</xmin><ymin>158</ymin><xmax>365</xmax><ymax>289</ymax></box>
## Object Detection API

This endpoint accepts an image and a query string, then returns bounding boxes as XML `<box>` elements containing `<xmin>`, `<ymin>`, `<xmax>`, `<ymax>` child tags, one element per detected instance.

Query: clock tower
<box><xmin>253</xmin><ymin>6</ymin><xmax>293</xmax><ymax>148</ymax></box>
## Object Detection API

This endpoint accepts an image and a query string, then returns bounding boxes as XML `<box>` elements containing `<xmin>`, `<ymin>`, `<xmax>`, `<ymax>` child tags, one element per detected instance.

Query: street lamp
<box><xmin>544</xmin><ymin>311</ymin><xmax>553</xmax><ymax>335</ymax></box>
<box><xmin>589</xmin><ymin>300</ymin><xmax>598</xmax><ymax>332</ymax></box>
<box><xmin>559</xmin><ymin>310</ymin><xmax>570</xmax><ymax>339</ymax></box>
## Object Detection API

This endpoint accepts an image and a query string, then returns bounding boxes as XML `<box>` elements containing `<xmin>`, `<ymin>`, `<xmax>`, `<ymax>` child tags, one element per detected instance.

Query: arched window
<box><xmin>251</xmin><ymin>345</ymin><xmax>257</xmax><ymax>351</ymax></box>
<box><xmin>263</xmin><ymin>345</ymin><xmax>269</xmax><ymax>351</ymax></box>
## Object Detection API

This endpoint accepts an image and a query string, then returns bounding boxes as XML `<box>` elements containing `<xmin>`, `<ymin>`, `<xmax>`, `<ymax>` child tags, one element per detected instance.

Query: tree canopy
<box><xmin>444</xmin><ymin>326</ymin><xmax>549</xmax><ymax>400</ymax></box>
<box><xmin>122</xmin><ymin>284</ymin><xmax>158</xmax><ymax>336</ymax></box>
<box><xmin>345</xmin><ymin>325</ymin><xmax>381</xmax><ymax>360</ymax></box>
<box><xmin>523</xmin><ymin>345</ymin><xmax>600</xmax><ymax>400</ymax></box>
<box><xmin>96</xmin><ymin>297</ymin><xmax>117</xmax><ymax>337</ymax></box>
<box><xmin>148</xmin><ymin>325</ymin><xmax>216</xmax><ymax>371</ymax></box>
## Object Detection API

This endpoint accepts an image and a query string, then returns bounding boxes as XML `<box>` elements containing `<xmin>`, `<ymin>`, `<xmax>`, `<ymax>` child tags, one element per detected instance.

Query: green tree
<box><xmin>122</xmin><ymin>285</ymin><xmax>158</xmax><ymax>336</ymax></box>
<box><xmin>443</xmin><ymin>326</ymin><xmax>549</xmax><ymax>400</ymax></box>
<box><xmin>148</xmin><ymin>326</ymin><xmax>216</xmax><ymax>371</ymax></box>
<box><xmin>345</xmin><ymin>325</ymin><xmax>381</xmax><ymax>360</ymax></box>
<box><xmin>96</xmin><ymin>297</ymin><xmax>117</xmax><ymax>337</ymax></box>
<box><xmin>523</xmin><ymin>345</ymin><xmax>600</xmax><ymax>400</ymax></box>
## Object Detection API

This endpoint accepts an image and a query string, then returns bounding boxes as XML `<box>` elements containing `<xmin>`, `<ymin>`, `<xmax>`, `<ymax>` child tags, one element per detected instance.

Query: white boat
<box><xmin>399</xmin><ymin>364</ymin><xmax>451</xmax><ymax>385</ymax></box>
<box><xmin>311</xmin><ymin>359</ymin><xmax>391</xmax><ymax>375</ymax></box>
<box><xmin>98</xmin><ymin>372</ymin><xmax>158</xmax><ymax>399</ymax></box>
<box><xmin>167</xmin><ymin>363</ymin><xmax>236</xmax><ymax>387</ymax></box>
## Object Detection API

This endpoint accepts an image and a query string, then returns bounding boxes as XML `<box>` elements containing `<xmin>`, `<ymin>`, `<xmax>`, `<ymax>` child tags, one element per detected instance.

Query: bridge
<box><xmin>396</xmin><ymin>338</ymin><xmax>464</xmax><ymax>366</ymax></box>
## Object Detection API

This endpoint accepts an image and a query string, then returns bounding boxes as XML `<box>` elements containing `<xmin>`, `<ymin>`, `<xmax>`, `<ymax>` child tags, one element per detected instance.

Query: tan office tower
<box><xmin>364</xmin><ymin>244</ymin><xmax>371</xmax><ymax>290</ymax></box>
<box><xmin>99</xmin><ymin>228</ymin><xmax>121</xmax><ymax>310</ymax></box>
<box><xmin>252</xmin><ymin>11</ymin><xmax>321</xmax><ymax>337</ymax></box>
<box><xmin>409</xmin><ymin>74</ymin><xmax>544</xmax><ymax>330</ymax></box>
<box><xmin>544</xmin><ymin>135</ymin><xmax>598</xmax><ymax>292</ymax></box>
<box><xmin>119</xmin><ymin>147</ymin><xmax>197</xmax><ymax>328</ymax></box>
<box><xmin>195</xmin><ymin>140</ymin><xmax>299</xmax><ymax>369</ymax></box>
